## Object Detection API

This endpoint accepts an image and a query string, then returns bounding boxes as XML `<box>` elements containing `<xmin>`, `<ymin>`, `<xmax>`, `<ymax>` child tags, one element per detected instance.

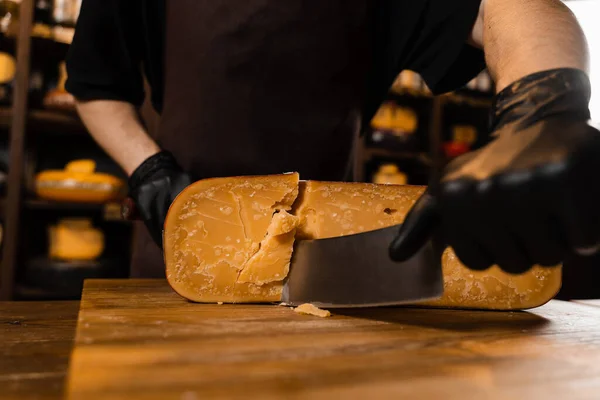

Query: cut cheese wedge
<box><xmin>164</xmin><ymin>173</ymin><xmax>561</xmax><ymax>310</ymax></box>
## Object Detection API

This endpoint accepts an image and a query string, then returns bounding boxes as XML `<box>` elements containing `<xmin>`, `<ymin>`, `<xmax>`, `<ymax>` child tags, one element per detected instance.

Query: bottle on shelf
<box><xmin>391</xmin><ymin>70</ymin><xmax>429</xmax><ymax>96</ymax></box>
<box><xmin>0</xmin><ymin>0</ymin><xmax>20</xmax><ymax>37</ymax></box>
<box><xmin>52</xmin><ymin>0</ymin><xmax>81</xmax><ymax>44</ymax></box>
<box><xmin>476</xmin><ymin>70</ymin><xmax>493</xmax><ymax>93</ymax></box>
<box><xmin>443</xmin><ymin>124</ymin><xmax>477</xmax><ymax>160</ymax></box>
<box><xmin>32</xmin><ymin>0</ymin><xmax>52</xmax><ymax>38</ymax></box>
<box><xmin>464</xmin><ymin>69</ymin><xmax>494</xmax><ymax>95</ymax></box>
<box><xmin>43</xmin><ymin>61</ymin><xmax>75</xmax><ymax>110</ymax></box>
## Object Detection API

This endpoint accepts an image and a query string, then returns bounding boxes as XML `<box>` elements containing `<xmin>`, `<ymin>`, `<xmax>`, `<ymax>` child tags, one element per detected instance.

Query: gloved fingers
<box><xmin>512</xmin><ymin>214</ymin><xmax>566</xmax><ymax>268</ymax></box>
<box><xmin>499</xmin><ymin>171</ymin><xmax>567</xmax><ymax>267</ymax></box>
<box><xmin>169</xmin><ymin>174</ymin><xmax>194</xmax><ymax>203</ymax></box>
<box><xmin>560</xmin><ymin>202</ymin><xmax>600</xmax><ymax>256</ymax></box>
<box><xmin>389</xmin><ymin>192</ymin><xmax>439</xmax><ymax>262</ymax></box>
<box><xmin>438</xmin><ymin>178</ymin><xmax>494</xmax><ymax>270</ymax></box>
<box><xmin>469</xmin><ymin>177</ymin><xmax>533</xmax><ymax>274</ymax></box>
<box><xmin>540</xmin><ymin>161</ymin><xmax>600</xmax><ymax>256</ymax></box>
<box><xmin>444</xmin><ymin>227</ymin><xmax>494</xmax><ymax>271</ymax></box>
<box><xmin>562</xmin><ymin>183</ymin><xmax>600</xmax><ymax>256</ymax></box>
<box><xmin>135</xmin><ymin>180</ymin><xmax>169</xmax><ymax>248</ymax></box>
<box><xmin>155</xmin><ymin>186</ymin><xmax>176</xmax><ymax>248</ymax></box>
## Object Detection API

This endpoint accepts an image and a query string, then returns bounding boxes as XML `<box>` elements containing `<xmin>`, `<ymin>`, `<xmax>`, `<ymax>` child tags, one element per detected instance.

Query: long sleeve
<box><xmin>65</xmin><ymin>0</ymin><xmax>146</xmax><ymax>107</ymax></box>
<box><xmin>365</xmin><ymin>0</ymin><xmax>486</xmax><ymax>122</ymax></box>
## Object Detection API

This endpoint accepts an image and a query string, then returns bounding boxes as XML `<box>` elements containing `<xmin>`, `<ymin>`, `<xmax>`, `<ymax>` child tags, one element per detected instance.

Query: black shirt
<box><xmin>65</xmin><ymin>0</ymin><xmax>485</xmax><ymax>122</ymax></box>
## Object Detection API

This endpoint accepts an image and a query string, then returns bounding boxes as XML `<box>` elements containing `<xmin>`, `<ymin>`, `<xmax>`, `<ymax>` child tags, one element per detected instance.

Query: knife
<box><xmin>281</xmin><ymin>225</ymin><xmax>443</xmax><ymax>308</ymax></box>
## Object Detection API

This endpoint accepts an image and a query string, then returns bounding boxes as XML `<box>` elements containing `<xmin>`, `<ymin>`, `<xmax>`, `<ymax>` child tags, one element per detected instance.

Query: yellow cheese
<box><xmin>48</xmin><ymin>218</ymin><xmax>105</xmax><ymax>261</ymax></box>
<box><xmin>35</xmin><ymin>159</ymin><xmax>125</xmax><ymax>203</ymax></box>
<box><xmin>293</xmin><ymin>303</ymin><xmax>332</xmax><ymax>318</ymax></box>
<box><xmin>422</xmin><ymin>248</ymin><xmax>561</xmax><ymax>310</ymax></box>
<box><xmin>164</xmin><ymin>173</ymin><xmax>299</xmax><ymax>303</ymax></box>
<box><xmin>164</xmin><ymin>173</ymin><xmax>562</xmax><ymax>310</ymax></box>
<box><xmin>293</xmin><ymin>180</ymin><xmax>423</xmax><ymax>239</ymax></box>
<box><xmin>237</xmin><ymin>210</ymin><xmax>299</xmax><ymax>286</ymax></box>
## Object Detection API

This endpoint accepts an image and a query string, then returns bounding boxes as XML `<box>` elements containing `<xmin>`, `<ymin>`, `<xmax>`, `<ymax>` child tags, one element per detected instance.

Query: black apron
<box><xmin>131</xmin><ymin>0</ymin><xmax>371</xmax><ymax>278</ymax></box>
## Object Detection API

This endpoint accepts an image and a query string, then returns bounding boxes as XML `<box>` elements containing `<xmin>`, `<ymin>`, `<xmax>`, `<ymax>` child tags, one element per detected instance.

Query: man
<box><xmin>66</xmin><ymin>0</ymin><xmax>598</xmax><ymax>280</ymax></box>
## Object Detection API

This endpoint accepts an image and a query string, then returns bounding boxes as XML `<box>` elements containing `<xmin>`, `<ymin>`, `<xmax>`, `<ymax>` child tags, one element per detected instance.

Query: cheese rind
<box><xmin>164</xmin><ymin>173</ymin><xmax>300</xmax><ymax>303</ymax></box>
<box><xmin>421</xmin><ymin>248</ymin><xmax>562</xmax><ymax>310</ymax></box>
<box><xmin>164</xmin><ymin>174</ymin><xmax>562</xmax><ymax>310</ymax></box>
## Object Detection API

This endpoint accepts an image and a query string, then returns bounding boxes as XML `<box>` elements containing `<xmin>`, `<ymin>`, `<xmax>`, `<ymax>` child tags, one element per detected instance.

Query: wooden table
<box><xmin>66</xmin><ymin>279</ymin><xmax>600</xmax><ymax>400</ymax></box>
<box><xmin>1</xmin><ymin>300</ymin><xmax>80</xmax><ymax>399</ymax></box>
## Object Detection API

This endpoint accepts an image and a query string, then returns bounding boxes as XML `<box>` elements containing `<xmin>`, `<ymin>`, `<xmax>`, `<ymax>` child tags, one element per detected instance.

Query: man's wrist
<box><xmin>491</xmin><ymin>68</ymin><xmax>592</xmax><ymax>131</ymax></box>
<box><xmin>128</xmin><ymin>150</ymin><xmax>183</xmax><ymax>193</ymax></box>
<box><xmin>123</xmin><ymin>146</ymin><xmax>162</xmax><ymax>176</ymax></box>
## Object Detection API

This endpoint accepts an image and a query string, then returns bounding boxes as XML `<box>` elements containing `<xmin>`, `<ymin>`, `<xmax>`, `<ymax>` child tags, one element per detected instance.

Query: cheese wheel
<box><xmin>164</xmin><ymin>173</ymin><xmax>561</xmax><ymax>310</ymax></box>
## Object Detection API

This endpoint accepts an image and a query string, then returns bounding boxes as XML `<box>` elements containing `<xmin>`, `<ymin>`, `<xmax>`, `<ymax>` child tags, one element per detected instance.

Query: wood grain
<box><xmin>67</xmin><ymin>279</ymin><xmax>600</xmax><ymax>400</ymax></box>
<box><xmin>1</xmin><ymin>301</ymin><xmax>80</xmax><ymax>399</ymax></box>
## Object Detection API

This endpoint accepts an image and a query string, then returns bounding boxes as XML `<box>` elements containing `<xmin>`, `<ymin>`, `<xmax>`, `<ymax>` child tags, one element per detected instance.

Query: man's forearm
<box><xmin>471</xmin><ymin>0</ymin><xmax>590</xmax><ymax>92</ymax></box>
<box><xmin>76</xmin><ymin>100</ymin><xmax>161</xmax><ymax>176</ymax></box>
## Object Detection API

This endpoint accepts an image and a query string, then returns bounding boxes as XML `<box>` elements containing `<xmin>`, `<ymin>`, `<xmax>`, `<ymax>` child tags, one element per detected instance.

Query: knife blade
<box><xmin>281</xmin><ymin>224</ymin><xmax>443</xmax><ymax>308</ymax></box>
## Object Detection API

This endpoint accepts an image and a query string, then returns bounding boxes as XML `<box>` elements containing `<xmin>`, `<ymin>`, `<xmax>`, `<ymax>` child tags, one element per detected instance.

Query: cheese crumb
<box><xmin>293</xmin><ymin>303</ymin><xmax>331</xmax><ymax>318</ymax></box>
<box><xmin>217</xmin><ymin>302</ymin><xmax>224</xmax><ymax>305</ymax></box>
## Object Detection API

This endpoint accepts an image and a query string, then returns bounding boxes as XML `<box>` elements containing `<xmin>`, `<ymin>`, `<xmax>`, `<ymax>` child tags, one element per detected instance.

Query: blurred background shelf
<box><xmin>0</xmin><ymin>34</ymin><xmax>70</xmax><ymax>61</ymax></box>
<box><xmin>0</xmin><ymin>107</ymin><xmax>86</xmax><ymax>135</ymax></box>
<box><xmin>16</xmin><ymin>256</ymin><xmax>128</xmax><ymax>300</ymax></box>
<box><xmin>363</xmin><ymin>147</ymin><xmax>432</xmax><ymax>163</ymax></box>
<box><xmin>0</xmin><ymin>0</ymin><xmax>134</xmax><ymax>300</ymax></box>
<box><xmin>24</xmin><ymin>199</ymin><xmax>128</xmax><ymax>221</ymax></box>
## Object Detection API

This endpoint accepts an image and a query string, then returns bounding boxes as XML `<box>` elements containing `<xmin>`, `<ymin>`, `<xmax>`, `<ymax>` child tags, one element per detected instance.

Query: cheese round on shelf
<box><xmin>48</xmin><ymin>218</ymin><xmax>104</xmax><ymax>261</ymax></box>
<box><xmin>34</xmin><ymin>159</ymin><xmax>124</xmax><ymax>203</ymax></box>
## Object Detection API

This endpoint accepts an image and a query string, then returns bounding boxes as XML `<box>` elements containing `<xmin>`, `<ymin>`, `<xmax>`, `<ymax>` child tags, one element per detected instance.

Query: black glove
<box><xmin>390</xmin><ymin>68</ymin><xmax>600</xmax><ymax>274</ymax></box>
<box><xmin>128</xmin><ymin>150</ymin><xmax>193</xmax><ymax>248</ymax></box>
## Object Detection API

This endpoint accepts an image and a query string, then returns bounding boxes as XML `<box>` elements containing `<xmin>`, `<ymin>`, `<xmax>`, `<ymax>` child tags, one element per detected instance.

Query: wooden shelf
<box><xmin>26</xmin><ymin>198</ymin><xmax>105</xmax><ymax>209</ymax></box>
<box><xmin>388</xmin><ymin>89</ymin><xmax>493</xmax><ymax>108</ymax></box>
<box><xmin>0</xmin><ymin>198</ymin><xmax>130</xmax><ymax>222</ymax></box>
<box><xmin>0</xmin><ymin>107</ymin><xmax>87</xmax><ymax>135</ymax></box>
<box><xmin>0</xmin><ymin>32</ymin><xmax>70</xmax><ymax>60</ymax></box>
<box><xmin>24</xmin><ymin>199</ymin><xmax>129</xmax><ymax>222</ymax></box>
<box><xmin>364</xmin><ymin>147</ymin><xmax>432</xmax><ymax>165</ymax></box>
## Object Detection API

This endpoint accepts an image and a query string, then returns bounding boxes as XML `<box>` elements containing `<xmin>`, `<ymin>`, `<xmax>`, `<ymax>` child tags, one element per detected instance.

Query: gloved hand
<box><xmin>128</xmin><ymin>150</ymin><xmax>193</xmax><ymax>248</ymax></box>
<box><xmin>390</xmin><ymin>68</ymin><xmax>600</xmax><ymax>274</ymax></box>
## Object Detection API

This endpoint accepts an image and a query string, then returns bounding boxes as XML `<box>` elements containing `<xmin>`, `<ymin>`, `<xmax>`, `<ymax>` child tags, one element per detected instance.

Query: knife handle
<box><xmin>120</xmin><ymin>197</ymin><xmax>141</xmax><ymax>221</ymax></box>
